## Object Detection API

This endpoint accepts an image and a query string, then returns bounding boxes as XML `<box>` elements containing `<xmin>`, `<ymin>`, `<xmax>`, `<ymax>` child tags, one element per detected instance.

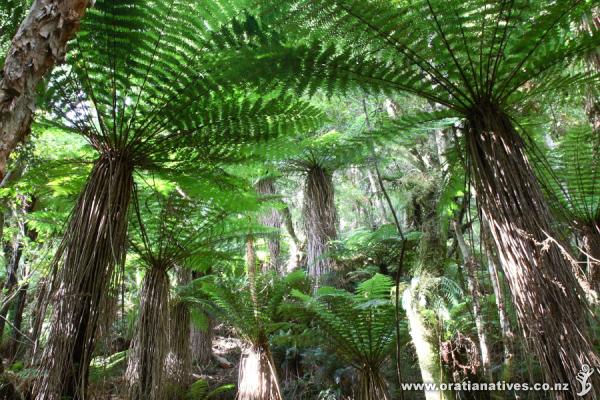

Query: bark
<box><xmin>255</xmin><ymin>178</ymin><xmax>283</xmax><ymax>273</ymax></box>
<box><xmin>402</xmin><ymin>280</ymin><xmax>446</xmax><ymax>400</ymax></box>
<box><xmin>0</xmin><ymin>0</ymin><xmax>90</xmax><ymax>180</ymax></box>
<box><xmin>451</xmin><ymin>220</ymin><xmax>492</xmax><ymax>382</ymax></box>
<box><xmin>34</xmin><ymin>153</ymin><xmax>134</xmax><ymax>400</ymax></box>
<box><xmin>125</xmin><ymin>266</ymin><xmax>170</xmax><ymax>400</ymax></box>
<box><xmin>466</xmin><ymin>105</ymin><xmax>599</xmax><ymax>397</ymax></box>
<box><xmin>303</xmin><ymin>165</ymin><xmax>337</xmax><ymax>284</ymax></box>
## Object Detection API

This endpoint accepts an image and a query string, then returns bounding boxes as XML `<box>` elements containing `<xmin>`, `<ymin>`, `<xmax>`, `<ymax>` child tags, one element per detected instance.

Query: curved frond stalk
<box><xmin>34</xmin><ymin>152</ymin><xmax>133</xmax><ymax>400</ymax></box>
<box><xmin>237</xmin><ymin>343</ymin><xmax>283</xmax><ymax>400</ymax></box>
<box><xmin>466</xmin><ymin>106</ymin><xmax>600</xmax><ymax>393</ymax></box>
<box><xmin>303</xmin><ymin>165</ymin><xmax>337</xmax><ymax>284</ymax></box>
<box><xmin>125</xmin><ymin>265</ymin><xmax>170</xmax><ymax>400</ymax></box>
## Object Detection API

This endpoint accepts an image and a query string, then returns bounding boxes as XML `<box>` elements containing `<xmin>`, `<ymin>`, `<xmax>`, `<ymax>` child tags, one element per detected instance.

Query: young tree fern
<box><xmin>237</xmin><ymin>1</ymin><xmax>600</xmax><ymax>392</ymax></box>
<box><xmin>292</xmin><ymin>273</ymin><xmax>396</xmax><ymax>400</ymax></box>
<box><xmin>201</xmin><ymin>270</ymin><xmax>310</xmax><ymax>400</ymax></box>
<box><xmin>33</xmin><ymin>1</ymin><xmax>322</xmax><ymax>398</ymax></box>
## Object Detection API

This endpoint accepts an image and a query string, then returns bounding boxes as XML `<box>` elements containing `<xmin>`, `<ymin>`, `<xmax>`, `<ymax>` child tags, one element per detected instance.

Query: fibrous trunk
<box><xmin>357</xmin><ymin>366</ymin><xmax>389</xmax><ymax>400</ymax></box>
<box><xmin>0</xmin><ymin>0</ymin><xmax>89</xmax><ymax>180</ymax></box>
<box><xmin>482</xmin><ymin>227</ymin><xmax>515</xmax><ymax>381</ymax></box>
<box><xmin>34</xmin><ymin>153</ymin><xmax>134</xmax><ymax>400</ymax></box>
<box><xmin>191</xmin><ymin>315</ymin><xmax>213</xmax><ymax>366</ymax></box>
<box><xmin>255</xmin><ymin>178</ymin><xmax>283</xmax><ymax>272</ymax></box>
<box><xmin>126</xmin><ymin>266</ymin><xmax>170</xmax><ymax>400</ymax></box>
<box><xmin>466</xmin><ymin>106</ymin><xmax>599</xmax><ymax>396</ymax></box>
<box><xmin>237</xmin><ymin>343</ymin><xmax>282</xmax><ymax>400</ymax></box>
<box><xmin>166</xmin><ymin>268</ymin><xmax>192</xmax><ymax>396</ymax></box>
<box><xmin>303</xmin><ymin>165</ymin><xmax>337</xmax><ymax>284</ymax></box>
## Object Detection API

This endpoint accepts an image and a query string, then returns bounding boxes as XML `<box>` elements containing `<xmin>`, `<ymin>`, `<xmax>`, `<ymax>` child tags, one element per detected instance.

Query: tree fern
<box><xmin>35</xmin><ymin>1</ymin><xmax>322</xmax><ymax>397</ymax></box>
<box><xmin>236</xmin><ymin>0</ymin><xmax>600</xmax><ymax>391</ymax></box>
<box><xmin>292</xmin><ymin>273</ymin><xmax>395</xmax><ymax>400</ymax></box>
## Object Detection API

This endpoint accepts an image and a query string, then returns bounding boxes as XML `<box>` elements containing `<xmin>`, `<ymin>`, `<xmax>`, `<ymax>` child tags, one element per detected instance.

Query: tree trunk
<box><xmin>166</xmin><ymin>268</ymin><xmax>192</xmax><ymax>397</ymax></box>
<box><xmin>451</xmin><ymin>220</ymin><xmax>492</xmax><ymax>382</ymax></box>
<box><xmin>466</xmin><ymin>106</ymin><xmax>599</xmax><ymax>396</ymax></box>
<box><xmin>357</xmin><ymin>366</ymin><xmax>389</xmax><ymax>400</ymax></box>
<box><xmin>237</xmin><ymin>343</ymin><xmax>282</xmax><ymax>400</ymax></box>
<box><xmin>303</xmin><ymin>165</ymin><xmax>337</xmax><ymax>285</ymax></box>
<box><xmin>0</xmin><ymin>232</ymin><xmax>23</xmax><ymax>341</ymax></box>
<box><xmin>402</xmin><ymin>280</ymin><xmax>446</xmax><ymax>400</ymax></box>
<box><xmin>0</xmin><ymin>0</ymin><xmax>90</xmax><ymax>180</ymax></box>
<box><xmin>255</xmin><ymin>178</ymin><xmax>283</xmax><ymax>272</ymax></box>
<box><xmin>34</xmin><ymin>153</ymin><xmax>134</xmax><ymax>400</ymax></box>
<box><xmin>125</xmin><ymin>266</ymin><xmax>170</xmax><ymax>400</ymax></box>
<box><xmin>9</xmin><ymin>197</ymin><xmax>37</xmax><ymax>361</ymax></box>
<box><xmin>190</xmin><ymin>315</ymin><xmax>213</xmax><ymax>367</ymax></box>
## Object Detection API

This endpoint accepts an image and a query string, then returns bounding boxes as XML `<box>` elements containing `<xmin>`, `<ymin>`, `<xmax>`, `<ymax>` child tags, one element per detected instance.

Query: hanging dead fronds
<box><xmin>255</xmin><ymin>177</ymin><xmax>283</xmax><ymax>273</ymax></box>
<box><xmin>466</xmin><ymin>106</ymin><xmax>600</xmax><ymax>395</ymax></box>
<box><xmin>125</xmin><ymin>266</ymin><xmax>171</xmax><ymax>400</ymax></box>
<box><xmin>237</xmin><ymin>342</ymin><xmax>282</xmax><ymax>400</ymax></box>
<box><xmin>302</xmin><ymin>165</ymin><xmax>337</xmax><ymax>283</ymax></box>
<box><xmin>34</xmin><ymin>152</ymin><xmax>134</xmax><ymax>400</ymax></box>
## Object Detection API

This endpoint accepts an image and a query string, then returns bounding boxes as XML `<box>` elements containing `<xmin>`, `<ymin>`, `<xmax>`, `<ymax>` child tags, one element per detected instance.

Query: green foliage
<box><xmin>292</xmin><ymin>274</ymin><xmax>396</xmax><ymax>368</ymax></box>
<box><xmin>200</xmin><ymin>270</ymin><xmax>310</xmax><ymax>344</ymax></box>
<box><xmin>544</xmin><ymin>124</ymin><xmax>600</xmax><ymax>224</ymax></box>
<box><xmin>187</xmin><ymin>379</ymin><xmax>235</xmax><ymax>400</ymax></box>
<box><xmin>42</xmin><ymin>0</ymin><xmax>323</xmax><ymax>170</ymax></box>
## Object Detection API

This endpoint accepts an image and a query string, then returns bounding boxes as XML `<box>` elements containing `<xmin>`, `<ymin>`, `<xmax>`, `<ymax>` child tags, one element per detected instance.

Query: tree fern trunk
<box><xmin>255</xmin><ymin>178</ymin><xmax>283</xmax><ymax>272</ymax></box>
<box><xmin>0</xmin><ymin>0</ymin><xmax>90</xmax><ymax>180</ymax></box>
<box><xmin>190</xmin><ymin>315</ymin><xmax>213</xmax><ymax>366</ymax></box>
<box><xmin>34</xmin><ymin>153</ymin><xmax>133</xmax><ymax>400</ymax></box>
<box><xmin>483</xmin><ymin>236</ymin><xmax>515</xmax><ymax>382</ymax></box>
<box><xmin>126</xmin><ymin>265</ymin><xmax>170</xmax><ymax>400</ymax></box>
<box><xmin>357</xmin><ymin>366</ymin><xmax>389</xmax><ymax>400</ymax></box>
<box><xmin>466</xmin><ymin>106</ymin><xmax>599</xmax><ymax>396</ymax></box>
<box><xmin>303</xmin><ymin>165</ymin><xmax>337</xmax><ymax>285</ymax></box>
<box><xmin>237</xmin><ymin>343</ymin><xmax>282</xmax><ymax>400</ymax></box>
<box><xmin>166</xmin><ymin>268</ymin><xmax>192</xmax><ymax>398</ymax></box>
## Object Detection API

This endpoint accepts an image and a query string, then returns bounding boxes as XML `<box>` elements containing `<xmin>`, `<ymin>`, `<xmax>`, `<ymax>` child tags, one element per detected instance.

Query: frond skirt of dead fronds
<box><xmin>303</xmin><ymin>165</ymin><xmax>337</xmax><ymax>283</ymax></box>
<box><xmin>125</xmin><ymin>265</ymin><xmax>171</xmax><ymax>400</ymax></box>
<box><xmin>466</xmin><ymin>105</ymin><xmax>600</xmax><ymax>398</ymax></box>
<box><xmin>34</xmin><ymin>152</ymin><xmax>134</xmax><ymax>400</ymax></box>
